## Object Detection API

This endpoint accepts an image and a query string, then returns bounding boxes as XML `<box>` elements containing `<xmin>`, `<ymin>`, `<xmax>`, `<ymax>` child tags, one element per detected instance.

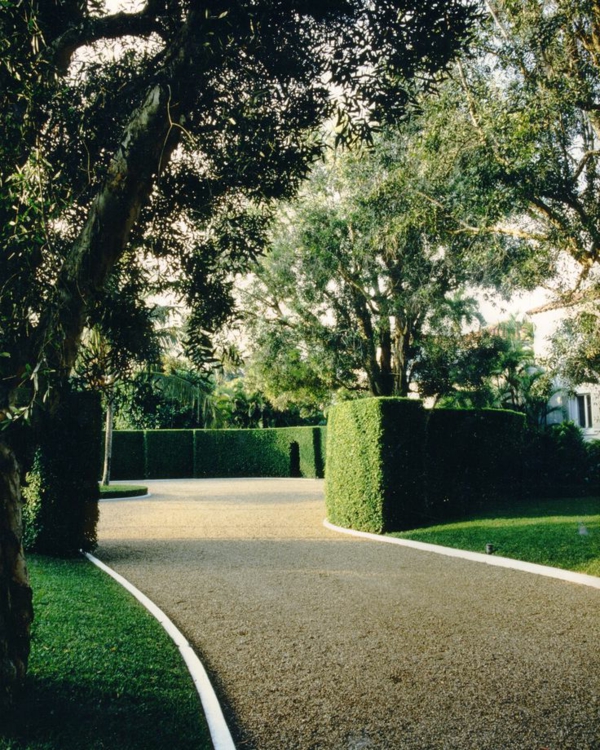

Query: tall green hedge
<box><xmin>110</xmin><ymin>430</ymin><xmax>146</xmax><ymax>480</ymax></box>
<box><xmin>146</xmin><ymin>430</ymin><xmax>194</xmax><ymax>479</ymax></box>
<box><xmin>325</xmin><ymin>399</ymin><xmax>526</xmax><ymax>533</ymax></box>
<box><xmin>325</xmin><ymin>398</ymin><xmax>425</xmax><ymax>533</ymax></box>
<box><xmin>425</xmin><ymin>408</ymin><xmax>525</xmax><ymax>521</ymax></box>
<box><xmin>110</xmin><ymin>426</ymin><xmax>326</xmax><ymax>480</ymax></box>
<box><xmin>194</xmin><ymin>426</ymin><xmax>324</xmax><ymax>478</ymax></box>
<box><xmin>23</xmin><ymin>390</ymin><xmax>102</xmax><ymax>555</ymax></box>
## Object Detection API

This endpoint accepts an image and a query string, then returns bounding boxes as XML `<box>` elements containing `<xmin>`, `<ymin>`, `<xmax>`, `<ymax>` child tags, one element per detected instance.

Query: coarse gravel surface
<box><xmin>95</xmin><ymin>478</ymin><xmax>600</xmax><ymax>750</ymax></box>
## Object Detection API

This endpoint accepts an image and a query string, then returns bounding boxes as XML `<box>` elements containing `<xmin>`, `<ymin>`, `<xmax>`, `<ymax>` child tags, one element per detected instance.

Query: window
<box><xmin>577</xmin><ymin>394</ymin><xmax>593</xmax><ymax>428</ymax></box>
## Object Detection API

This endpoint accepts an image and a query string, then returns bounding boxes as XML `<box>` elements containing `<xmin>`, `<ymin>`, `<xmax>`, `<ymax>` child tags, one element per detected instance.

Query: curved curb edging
<box><xmin>83</xmin><ymin>551</ymin><xmax>236</xmax><ymax>750</ymax></box>
<box><xmin>323</xmin><ymin>519</ymin><xmax>600</xmax><ymax>590</ymax></box>
<box><xmin>99</xmin><ymin>493</ymin><xmax>152</xmax><ymax>501</ymax></box>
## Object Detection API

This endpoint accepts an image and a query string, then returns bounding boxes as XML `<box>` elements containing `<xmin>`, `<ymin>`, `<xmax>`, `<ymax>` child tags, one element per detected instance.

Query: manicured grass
<box><xmin>390</xmin><ymin>496</ymin><xmax>600</xmax><ymax>577</ymax></box>
<box><xmin>99</xmin><ymin>484</ymin><xmax>148</xmax><ymax>499</ymax></box>
<box><xmin>1</xmin><ymin>555</ymin><xmax>211</xmax><ymax>750</ymax></box>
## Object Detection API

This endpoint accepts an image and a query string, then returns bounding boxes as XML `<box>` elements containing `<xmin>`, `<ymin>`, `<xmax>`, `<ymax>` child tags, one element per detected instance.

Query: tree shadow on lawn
<box><xmin>3</xmin><ymin>673</ymin><xmax>205</xmax><ymax>750</ymax></box>
<box><xmin>399</xmin><ymin>497</ymin><xmax>600</xmax><ymax>576</ymax></box>
<box><xmin>469</xmin><ymin>494</ymin><xmax>600</xmax><ymax>521</ymax></box>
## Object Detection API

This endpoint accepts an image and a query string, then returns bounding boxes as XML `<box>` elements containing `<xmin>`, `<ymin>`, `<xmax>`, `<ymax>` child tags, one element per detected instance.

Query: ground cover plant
<box><xmin>0</xmin><ymin>556</ymin><xmax>209</xmax><ymax>750</ymax></box>
<box><xmin>391</xmin><ymin>497</ymin><xmax>600</xmax><ymax>577</ymax></box>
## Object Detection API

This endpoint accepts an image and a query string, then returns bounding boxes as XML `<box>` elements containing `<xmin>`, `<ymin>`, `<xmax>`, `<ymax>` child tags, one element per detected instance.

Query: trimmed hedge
<box><xmin>111</xmin><ymin>426</ymin><xmax>326</xmax><ymax>480</ymax></box>
<box><xmin>146</xmin><ymin>429</ymin><xmax>194</xmax><ymax>479</ymax></box>
<box><xmin>426</xmin><ymin>408</ymin><xmax>525</xmax><ymax>520</ymax></box>
<box><xmin>325</xmin><ymin>399</ymin><xmax>526</xmax><ymax>533</ymax></box>
<box><xmin>23</xmin><ymin>390</ymin><xmax>102</xmax><ymax>555</ymax></box>
<box><xmin>195</xmin><ymin>426</ymin><xmax>325</xmax><ymax>478</ymax></box>
<box><xmin>325</xmin><ymin>398</ymin><xmax>425</xmax><ymax>533</ymax></box>
<box><xmin>110</xmin><ymin>430</ymin><xmax>146</xmax><ymax>480</ymax></box>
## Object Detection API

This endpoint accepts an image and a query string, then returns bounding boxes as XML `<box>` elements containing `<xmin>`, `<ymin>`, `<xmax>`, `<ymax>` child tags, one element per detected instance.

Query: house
<box><xmin>546</xmin><ymin>385</ymin><xmax>600</xmax><ymax>440</ymax></box>
<box><xmin>530</xmin><ymin>305</ymin><xmax>600</xmax><ymax>441</ymax></box>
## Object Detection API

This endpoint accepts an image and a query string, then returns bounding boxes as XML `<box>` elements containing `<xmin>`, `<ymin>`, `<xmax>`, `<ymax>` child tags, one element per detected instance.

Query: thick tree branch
<box><xmin>49</xmin><ymin>4</ymin><xmax>165</xmax><ymax>73</ymax></box>
<box><xmin>30</xmin><ymin>10</ymin><xmax>217</xmax><ymax>379</ymax></box>
<box><xmin>413</xmin><ymin>189</ymin><xmax>547</xmax><ymax>241</ymax></box>
<box><xmin>527</xmin><ymin>287</ymin><xmax>600</xmax><ymax>315</ymax></box>
<box><xmin>572</xmin><ymin>150</ymin><xmax>600</xmax><ymax>182</ymax></box>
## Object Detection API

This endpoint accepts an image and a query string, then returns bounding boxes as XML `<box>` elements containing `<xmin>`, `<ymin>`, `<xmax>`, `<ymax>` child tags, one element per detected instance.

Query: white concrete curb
<box><xmin>99</xmin><ymin>493</ymin><xmax>152</xmax><ymax>501</ymax></box>
<box><xmin>323</xmin><ymin>520</ymin><xmax>600</xmax><ymax>590</ymax></box>
<box><xmin>83</xmin><ymin>552</ymin><xmax>236</xmax><ymax>750</ymax></box>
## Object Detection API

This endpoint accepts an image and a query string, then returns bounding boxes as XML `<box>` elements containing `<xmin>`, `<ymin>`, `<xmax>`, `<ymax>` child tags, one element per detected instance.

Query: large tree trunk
<box><xmin>0</xmin><ymin>441</ymin><xmax>33</xmax><ymax>709</ymax></box>
<box><xmin>393</xmin><ymin>325</ymin><xmax>412</xmax><ymax>398</ymax></box>
<box><xmin>377</xmin><ymin>321</ymin><xmax>395</xmax><ymax>397</ymax></box>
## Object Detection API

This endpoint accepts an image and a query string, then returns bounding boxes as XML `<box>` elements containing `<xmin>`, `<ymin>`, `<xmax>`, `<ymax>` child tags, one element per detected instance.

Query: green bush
<box><xmin>325</xmin><ymin>398</ymin><xmax>426</xmax><ymax>533</ymax></box>
<box><xmin>110</xmin><ymin>430</ymin><xmax>146</xmax><ymax>480</ymax></box>
<box><xmin>524</xmin><ymin>422</ymin><xmax>598</xmax><ymax>495</ymax></box>
<box><xmin>426</xmin><ymin>408</ymin><xmax>526</xmax><ymax>521</ymax></box>
<box><xmin>23</xmin><ymin>391</ymin><xmax>102</xmax><ymax>556</ymax></box>
<box><xmin>586</xmin><ymin>438</ymin><xmax>600</xmax><ymax>487</ymax></box>
<box><xmin>194</xmin><ymin>426</ymin><xmax>325</xmax><ymax>478</ymax></box>
<box><xmin>145</xmin><ymin>430</ymin><xmax>194</xmax><ymax>479</ymax></box>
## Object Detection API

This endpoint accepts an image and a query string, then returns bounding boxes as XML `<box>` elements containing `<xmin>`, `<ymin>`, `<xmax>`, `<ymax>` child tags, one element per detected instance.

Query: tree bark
<box><xmin>393</xmin><ymin>324</ymin><xmax>412</xmax><ymax>397</ymax></box>
<box><xmin>377</xmin><ymin>321</ymin><xmax>395</xmax><ymax>397</ymax></box>
<box><xmin>0</xmin><ymin>441</ymin><xmax>33</xmax><ymax>709</ymax></box>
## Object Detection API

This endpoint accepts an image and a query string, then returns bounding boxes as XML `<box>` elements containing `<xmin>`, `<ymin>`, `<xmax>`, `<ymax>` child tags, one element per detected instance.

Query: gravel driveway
<box><xmin>95</xmin><ymin>478</ymin><xmax>600</xmax><ymax>750</ymax></box>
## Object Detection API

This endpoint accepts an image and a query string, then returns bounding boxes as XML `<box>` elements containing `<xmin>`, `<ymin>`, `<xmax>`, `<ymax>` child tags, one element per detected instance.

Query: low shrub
<box><xmin>524</xmin><ymin>422</ymin><xmax>600</xmax><ymax>495</ymax></box>
<box><xmin>586</xmin><ymin>439</ymin><xmax>600</xmax><ymax>487</ymax></box>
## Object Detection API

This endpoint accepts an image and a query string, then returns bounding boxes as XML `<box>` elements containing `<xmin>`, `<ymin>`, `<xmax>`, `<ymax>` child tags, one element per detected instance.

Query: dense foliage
<box><xmin>240</xmin><ymin>0</ymin><xmax>600</xmax><ymax>413</ymax></box>
<box><xmin>0</xmin><ymin>0</ymin><xmax>477</xmax><ymax>419</ymax></box>
<box><xmin>243</xmin><ymin>127</ymin><xmax>528</xmax><ymax>407</ymax></box>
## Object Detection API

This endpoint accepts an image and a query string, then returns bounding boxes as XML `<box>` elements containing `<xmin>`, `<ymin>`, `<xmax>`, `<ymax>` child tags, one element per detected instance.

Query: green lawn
<box><xmin>99</xmin><ymin>484</ymin><xmax>148</xmax><ymax>499</ymax></box>
<box><xmin>390</xmin><ymin>496</ymin><xmax>600</xmax><ymax>577</ymax></box>
<box><xmin>1</xmin><ymin>556</ymin><xmax>211</xmax><ymax>750</ymax></box>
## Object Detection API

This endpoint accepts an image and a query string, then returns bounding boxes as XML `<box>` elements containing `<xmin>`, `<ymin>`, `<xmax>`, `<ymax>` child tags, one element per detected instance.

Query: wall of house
<box><xmin>547</xmin><ymin>384</ymin><xmax>600</xmax><ymax>441</ymax></box>
<box><xmin>530</xmin><ymin>307</ymin><xmax>600</xmax><ymax>442</ymax></box>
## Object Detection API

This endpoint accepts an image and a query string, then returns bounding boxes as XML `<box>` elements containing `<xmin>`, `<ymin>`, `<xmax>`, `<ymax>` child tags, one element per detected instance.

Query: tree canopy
<box><xmin>0</xmin><ymin>0</ymin><xmax>479</xmax><ymax>706</ymax></box>
<box><xmin>424</xmin><ymin>0</ymin><xmax>600</xmax><ymax>301</ymax></box>
<box><xmin>0</xmin><ymin>0</ymin><xmax>477</xmax><ymax>406</ymax></box>
<box><xmin>241</xmin><ymin>109</ymin><xmax>549</xmax><ymax>407</ymax></box>
<box><xmin>239</xmin><ymin>0</ymin><xmax>600</xmax><ymax>412</ymax></box>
